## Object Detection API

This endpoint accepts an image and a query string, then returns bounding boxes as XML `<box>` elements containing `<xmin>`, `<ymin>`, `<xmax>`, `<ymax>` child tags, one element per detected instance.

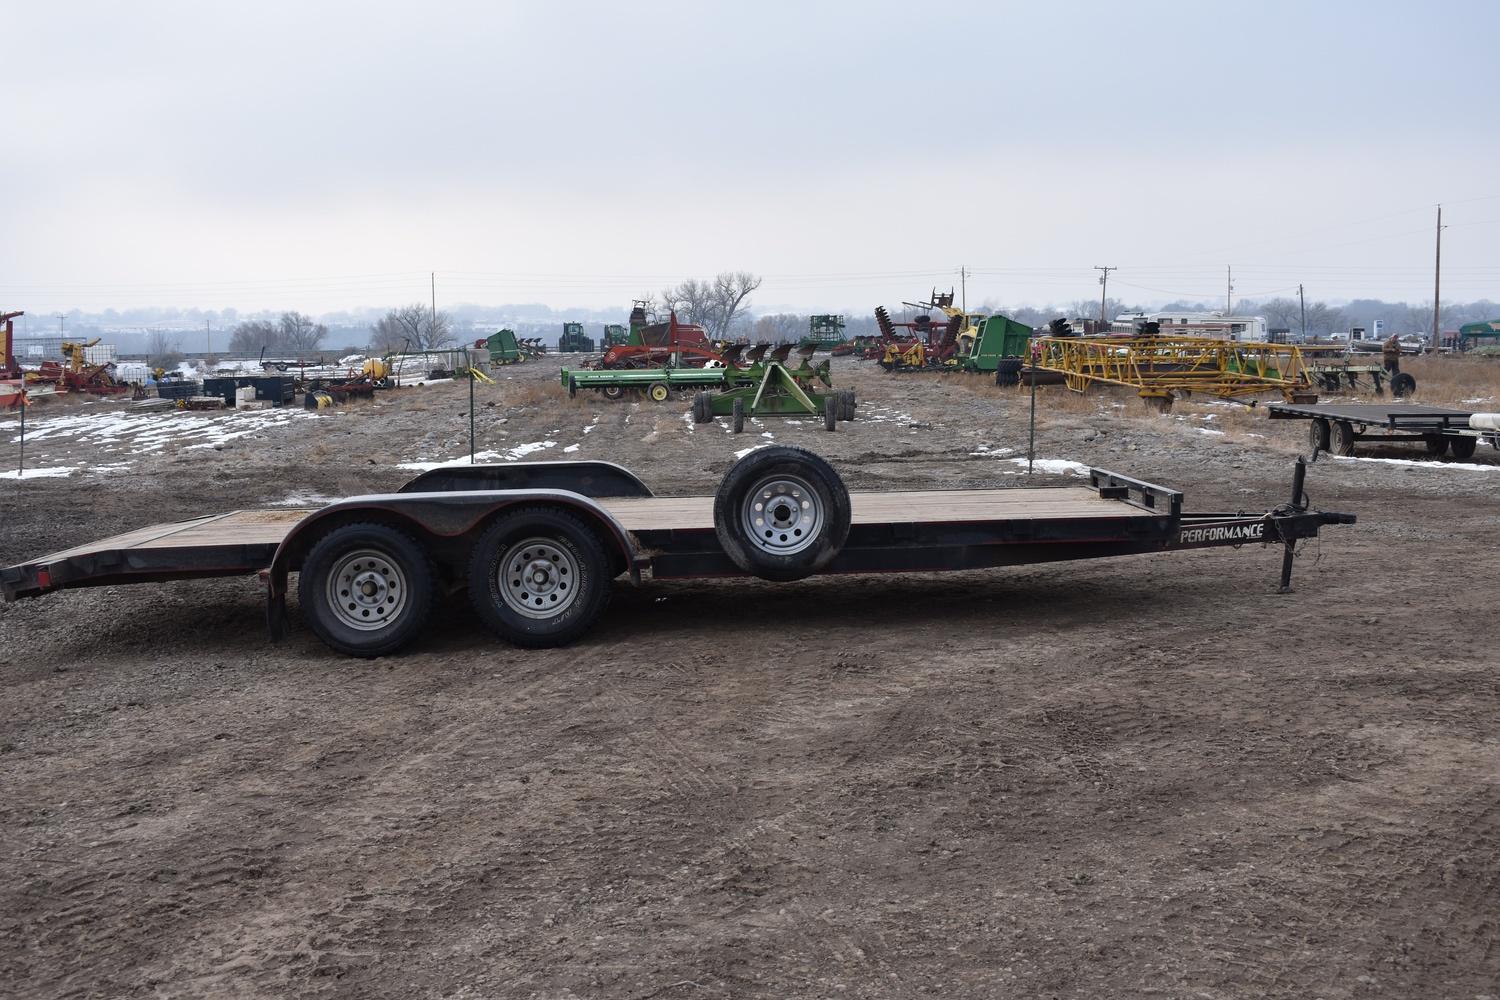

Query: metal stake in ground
<box><xmin>469</xmin><ymin>366</ymin><xmax>477</xmax><ymax>464</ymax></box>
<box><xmin>17</xmin><ymin>387</ymin><xmax>25</xmax><ymax>478</ymax></box>
<box><xmin>1027</xmin><ymin>340</ymin><xmax>1039</xmax><ymax>474</ymax></box>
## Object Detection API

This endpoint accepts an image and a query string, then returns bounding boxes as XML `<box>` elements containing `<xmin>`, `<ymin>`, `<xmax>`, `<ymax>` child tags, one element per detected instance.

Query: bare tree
<box><xmin>228</xmin><ymin>319</ymin><xmax>280</xmax><ymax>354</ymax></box>
<box><xmin>278</xmin><ymin>311</ymin><xmax>328</xmax><ymax>354</ymax></box>
<box><xmin>147</xmin><ymin>329</ymin><xmax>182</xmax><ymax>368</ymax></box>
<box><xmin>1258</xmin><ymin>298</ymin><xmax>1303</xmax><ymax>332</ymax></box>
<box><xmin>371</xmin><ymin>304</ymin><xmax>454</xmax><ymax>352</ymax></box>
<box><xmin>661</xmin><ymin>272</ymin><xmax>763</xmax><ymax>338</ymax></box>
<box><xmin>659</xmin><ymin>279</ymin><xmax>717</xmax><ymax>329</ymax></box>
<box><xmin>750</xmin><ymin>313</ymin><xmax>806</xmax><ymax>343</ymax></box>
<box><xmin>712</xmin><ymin>272</ymin><xmax>762</xmax><ymax>338</ymax></box>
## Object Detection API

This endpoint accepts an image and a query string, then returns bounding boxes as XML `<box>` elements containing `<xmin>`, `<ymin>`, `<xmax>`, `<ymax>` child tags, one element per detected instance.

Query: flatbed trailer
<box><xmin>3</xmin><ymin>447</ymin><xmax>1355</xmax><ymax>658</ymax></box>
<box><xmin>1267</xmin><ymin>402</ymin><xmax>1500</xmax><ymax>460</ymax></box>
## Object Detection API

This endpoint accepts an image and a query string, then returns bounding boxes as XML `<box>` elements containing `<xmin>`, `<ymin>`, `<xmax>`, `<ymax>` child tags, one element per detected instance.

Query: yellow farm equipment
<box><xmin>1034</xmin><ymin>336</ymin><xmax>1320</xmax><ymax>411</ymax></box>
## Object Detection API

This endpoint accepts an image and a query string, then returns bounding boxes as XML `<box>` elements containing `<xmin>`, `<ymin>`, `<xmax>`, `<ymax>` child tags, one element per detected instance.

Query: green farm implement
<box><xmin>562</xmin><ymin>365</ymin><xmax>733</xmax><ymax>402</ymax></box>
<box><xmin>562</xmin><ymin>341</ymin><xmax>854</xmax><ymax>431</ymax></box>
<box><xmin>602</xmin><ymin>324</ymin><xmax>630</xmax><ymax>347</ymax></box>
<box><xmin>480</xmin><ymin>328</ymin><xmax>544</xmax><ymax>365</ymax></box>
<box><xmin>690</xmin><ymin>344</ymin><xmax>852</xmax><ymax>434</ymax></box>
<box><xmin>957</xmin><ymin>314</ymin><xmax>1033</xmax><ymax>372</ymax></box>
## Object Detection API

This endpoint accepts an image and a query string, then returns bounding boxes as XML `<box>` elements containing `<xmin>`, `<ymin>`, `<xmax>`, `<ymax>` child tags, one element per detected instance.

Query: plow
<box><xmin>1301</xmin><ymin>346</ymin><xmax>1415</xmax><ymax>397</ymax></box>
<box><xmin>690</xmin><ymin>342</ymin><xmax>851</xmax><ymax>433</ymax></box>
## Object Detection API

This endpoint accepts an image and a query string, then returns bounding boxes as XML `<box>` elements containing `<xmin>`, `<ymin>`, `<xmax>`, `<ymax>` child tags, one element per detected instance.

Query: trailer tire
<box><xmin>693</xmin><ymin>391</ymin><xmax>713</xmax><ymax>424</ymax></box>
<box><xmin>1391</xmin><ymin>372</ymin><xmax>1416</xmax><ymax>398</ymax></box>
<box><xmin>567</xmin><ymin>378</ymin><xmax>577</xmax><ymax>399</ymax></box>
<box><xmin>299</xmin><ymin>523</ymin><xmax>436</xmax><ymax>658</ymax></box>
<box><xmin>1448</xmin><ymin>435</ymin><xmax>1477</xmax><ymax>461</ymax></box>
<box><xmin>1424</xmin><ymin>434</ymin><xmax>1448</xmax><ymax>456</ymax></box>
<box><xmin>647</xmin><ymin>381</ymin><xmax>670</xmax><ymax>403</ymax></box>
<box><xmin>824</xmin><ymin>395</ymin><xmax>838</xmax><ymax>431</ymax></box>
<box><xmin>1330</xmin><ymin>420</ymin><xmax>1356</xmax><ymax>456</ymax></box>
<box><xmin>1308</xmin><ymin>417</ymin><xmax>1330</xmax><ymax>452</ymax></box>
<box><xmin>467</xmin><ymin>506</ymin><xmax>612</xmax><ymax>649</ymax></box>
<box><xmin>840</xmin><ymin>390</ymin><xmax>856</xmax><ymax>421</ymax></box>
<box><xmin>732</xmin><ymin>398</ymin><xmax>745</xmax><ymax>434</ymax></box>
<box><xmin>713</xmin><ymin>445</ymin><xmax>851</xmax><ymax>582</ymax></box>
<box><xmin>601</xmin><ymin>384</ymin><xmax>625</xmax><ymax>401</ymax></box>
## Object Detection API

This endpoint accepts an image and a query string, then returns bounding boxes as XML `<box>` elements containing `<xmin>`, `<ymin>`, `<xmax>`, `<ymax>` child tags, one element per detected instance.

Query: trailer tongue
<box><xmin>3</xmin><ymin>449</ymin><xmax>1355</xmax><ymax>658</ymax></box>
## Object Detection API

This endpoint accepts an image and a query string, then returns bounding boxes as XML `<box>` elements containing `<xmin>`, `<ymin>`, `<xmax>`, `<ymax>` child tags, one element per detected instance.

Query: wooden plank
<box><xmin>600</xmin><ymin>488</ymin><xmax>1154</xmax><ymax>532</ymax></box>
<box><xmin>28</xmin><ymin>510</ymin><xmax>311</xmax><ymax>562</ymax></box>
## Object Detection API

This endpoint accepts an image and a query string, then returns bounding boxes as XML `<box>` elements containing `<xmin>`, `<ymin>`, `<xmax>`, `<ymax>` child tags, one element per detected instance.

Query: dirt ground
<box><xmin>2</xmin><ymin>354</ymin><xmax>1498</xmax><ymax>999</ymax></box>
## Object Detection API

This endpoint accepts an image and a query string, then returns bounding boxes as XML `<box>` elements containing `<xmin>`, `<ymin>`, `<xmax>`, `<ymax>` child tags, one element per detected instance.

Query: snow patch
<box><xmin>0</xmin><ymin>466</ymin><xmax>77</xmax><ymax>479</ymax></box>
<box><xmin>1004</xmin><ymin>457</ymin><xmax>1090</xmax><ymax>476</ymax></box>
<box><xmin>563</xmin><ymin>444</ymin><xmax>580</xmax><ymax>453</ymax></box>
<box><xmin>397</xmin><ymin>440</ymin><xmax>558</xmax><ymax>470</ymax></box>
<box><xmin>1334</xmin><ymin>455</ymin><xmax>1500</xmax><ymax>473</ymax></box>
<box><xmin>270</xmin><ymin>492</ymin><xmax>338</xmax><ymax>507</ymax></box>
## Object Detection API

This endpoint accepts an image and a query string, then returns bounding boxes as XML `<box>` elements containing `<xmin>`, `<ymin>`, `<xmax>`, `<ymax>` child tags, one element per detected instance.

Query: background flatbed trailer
<box><xmin>3</xmin><ymin>448</ymin><xmax>1354</xmax><ymax>657</ymax></box>
<box><xmin>1267</xmin><ymin>402</ymin><xmax>1500</xmax><ymax>459</ymax></box>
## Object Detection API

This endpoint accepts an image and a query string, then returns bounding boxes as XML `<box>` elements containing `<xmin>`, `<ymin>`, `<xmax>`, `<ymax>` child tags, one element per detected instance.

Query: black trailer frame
<box><xmin>3</xmin><ymin>453</ymin><xmax>1355</xmax><ymax>656</ymax></box>
<box><xmin>1267</xmin><ymin>402</ymin><xmax>1499</xmax><ymax>460</ymax></box>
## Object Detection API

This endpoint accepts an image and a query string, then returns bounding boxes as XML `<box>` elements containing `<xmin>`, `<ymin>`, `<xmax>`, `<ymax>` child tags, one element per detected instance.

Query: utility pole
<box><xmin>431</xmin><ymin>271</ymin><xmax>437</xmax><ymax>329</ymax></box>
<box><xmin>1226</xmin><ymin>265</ymin><xmax>1234</xmax><ymax>317</ymax></box>
<box><xmin>55</xmin><ymin>313</ymin><xmax>65</xmax><ymax>338</ymax></box>
<box><xmin>205</xmin><ymin>319</ymin><xmax>212</xmax><ymax>356</ymax></box>
<box><xmin>959</xmin><ymin>266</ymin><xmax>967</xmax><ymax>317</ymax></box>
<box><xmin>1432</xmin><ymin>205</ymin><xmax>1444</xmax><ymax>351</ymax></box>
<box><xmin>1094</xmin><ymin>266</ymin><xmax>1116</xmax><ymax>327</ymax></box>
<box><xmin>1298</xmin><ymin>283</ymin><xmax>1307</xmax><ymax>342</ymax></box>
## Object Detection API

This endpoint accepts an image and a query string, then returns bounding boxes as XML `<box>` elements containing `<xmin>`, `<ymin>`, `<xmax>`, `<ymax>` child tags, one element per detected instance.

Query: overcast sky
<box><xmin>5</xmin><ymin>0</ymin><xmax>1498</xmax><ymax>316</ymax></box>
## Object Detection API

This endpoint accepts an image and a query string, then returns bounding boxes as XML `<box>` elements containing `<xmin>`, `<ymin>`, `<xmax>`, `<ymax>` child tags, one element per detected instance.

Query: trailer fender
<box><xmin>265</xmin><ymin>489</ymin><xmax>640</xmax><ymax>600</ymax></box>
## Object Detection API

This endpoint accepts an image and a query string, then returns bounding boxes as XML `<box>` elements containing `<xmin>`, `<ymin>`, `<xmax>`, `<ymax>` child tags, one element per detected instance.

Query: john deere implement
<box><xmin>690</xmin><ymin>343</ymin><xmax>853</xmax><ymax>433</ymax></box>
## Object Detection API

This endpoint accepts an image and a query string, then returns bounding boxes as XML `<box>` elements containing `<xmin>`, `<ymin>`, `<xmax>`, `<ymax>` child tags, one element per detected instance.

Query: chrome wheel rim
<box><xmin>326</xmin><ymin>549</ymin><xmax>408</xmax><ymax>631</ymax></box>
<box><xmin>742</xmin><ymin>475</ymin><xmax>823</xmax><ymax>556</ymax></box>
<box><xmin>499</xmin><ymin>537</ymin><xmax>579</xmax><ymax>619</ymax></box>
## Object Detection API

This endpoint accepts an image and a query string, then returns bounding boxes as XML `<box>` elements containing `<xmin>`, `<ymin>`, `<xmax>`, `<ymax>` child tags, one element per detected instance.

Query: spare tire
<box><xmin>1391</xmin><ymin>372</ymin><xmax>1416</xmax><ymax>398</ymax></box>
<box><xmin>713</xmin><ymin>446</ymin><xmax>852</xmax><ymax>582</ymax></box>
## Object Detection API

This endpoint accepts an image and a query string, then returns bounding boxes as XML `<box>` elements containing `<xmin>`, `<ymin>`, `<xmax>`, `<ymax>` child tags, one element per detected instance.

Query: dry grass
<box><xmin>499</xmin><ymin>381</ymin><xmax>558</xmax><ymax>408</ymax></box>
<box><xmin>1398</xmin><ymin>354</ymin><xmax>1499</xmax><ymax>408</ymax></box>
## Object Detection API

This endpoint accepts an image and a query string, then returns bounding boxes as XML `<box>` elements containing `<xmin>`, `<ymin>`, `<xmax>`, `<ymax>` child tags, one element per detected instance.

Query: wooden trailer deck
<box><xmin>603</xmin><ymin>487</ymin><xmax>1156</xmax><ymax>531</ymax></box>
<box><xmin>4</xmin><ymin>486</ymin><xmax>1166</xmax><ymax>600</ymax></box>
